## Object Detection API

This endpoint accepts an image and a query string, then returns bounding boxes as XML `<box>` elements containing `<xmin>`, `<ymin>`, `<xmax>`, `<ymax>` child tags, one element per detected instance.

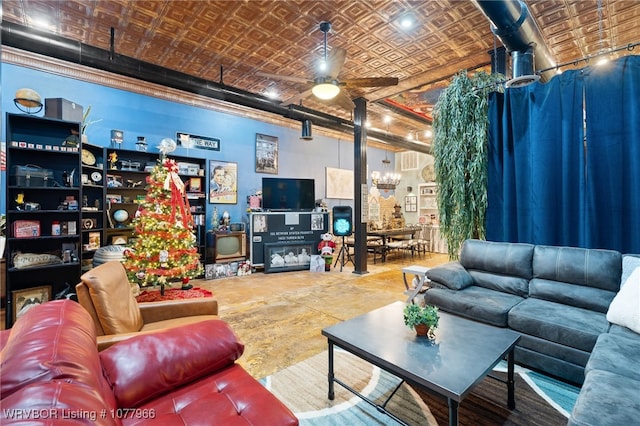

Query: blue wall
<box><xmin>1</xmin><ymin>62</ymin><xmax>394</xmax><ymax>225</ymax></box>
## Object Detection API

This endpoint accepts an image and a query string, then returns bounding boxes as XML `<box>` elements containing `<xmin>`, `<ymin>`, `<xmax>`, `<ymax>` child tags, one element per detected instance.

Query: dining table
<box><xmin>366</xmin><ymin>227</ymin><xmax>421</xmax><ymax>262</ymax></box>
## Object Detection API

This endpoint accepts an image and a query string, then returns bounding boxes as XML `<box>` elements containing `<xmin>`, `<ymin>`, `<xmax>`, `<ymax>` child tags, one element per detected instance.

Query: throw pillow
<box><xmin>607</xmin><ymin>266</ymin><xmax>640</xmax><ymax>334</ymax></box>
<box><xmin>621</xmin><ymin>255</ymin><xmax>640</xmax><ymax>288</ymax></box>
<box><xmin>426</xmin><ymin>262</ymin><xmax>474</xmax><ymax>290</ymax></box>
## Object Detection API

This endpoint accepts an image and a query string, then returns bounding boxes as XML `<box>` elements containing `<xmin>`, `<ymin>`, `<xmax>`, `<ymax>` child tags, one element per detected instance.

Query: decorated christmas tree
<box><xmin>123</xmin><ymin>140</ymin><xmax>202</xmax><ymax>291</ymax></box>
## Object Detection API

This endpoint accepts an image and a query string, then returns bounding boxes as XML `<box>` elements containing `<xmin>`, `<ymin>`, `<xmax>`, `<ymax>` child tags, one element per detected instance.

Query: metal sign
<box><xmin>177</xmin><ymin>132</ymin><xmax>220</xmax><ymax>151</ymax></box>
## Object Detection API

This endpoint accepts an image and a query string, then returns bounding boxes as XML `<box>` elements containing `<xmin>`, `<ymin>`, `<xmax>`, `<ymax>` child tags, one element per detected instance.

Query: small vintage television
<box><xmin>207</xmin><ymin>231</ymin><xmax>247</xmax><ymax>263</ymax></box>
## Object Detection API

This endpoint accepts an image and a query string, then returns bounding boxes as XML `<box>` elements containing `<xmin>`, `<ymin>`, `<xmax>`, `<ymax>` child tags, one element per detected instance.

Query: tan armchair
<box><xmin>76</xmin><ymin>261</ymin><xmax>218</xmax><ymax>350</ymax></box>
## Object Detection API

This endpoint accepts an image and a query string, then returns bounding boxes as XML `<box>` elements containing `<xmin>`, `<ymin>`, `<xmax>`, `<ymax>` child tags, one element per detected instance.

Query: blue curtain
<box><xmin>487</xmin><ymin>55</ymin><xmax>640</xmax><ymax>253</ymax></box>
<box><xmin>583</xmin><ymin>56</ymin><xmax>640</xmax><ymax>252</ymax></box>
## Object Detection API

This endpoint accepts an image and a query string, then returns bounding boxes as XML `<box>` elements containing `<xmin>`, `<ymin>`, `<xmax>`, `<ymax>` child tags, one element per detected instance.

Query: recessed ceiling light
<box><xmin>32</xmin><ymin>17</ymin><xmax>53</xmax><ymax>29</ymax></box>
<box><xmin>400</xmin><ymin>17</ymin><xmax>413</xmax><ymax>29</ymax></box>
<box><xmin>384</xmin><ymin>115</ymin><xmax>392</xmax><ymax>124</ymax></box>
<box><xmin>264</xmin><ymin>89</ymin><xmax>279</xmax><ymax>99</ymax></box>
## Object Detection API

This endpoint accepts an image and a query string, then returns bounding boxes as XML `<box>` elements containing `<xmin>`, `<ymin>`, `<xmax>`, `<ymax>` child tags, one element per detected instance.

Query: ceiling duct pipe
<box><xmin>472</xmin><ymin>0</ymin><xmax>556</xmax><ymax>84</ymax></box>
<box><xmin>300</xmin><ymin>119</ymin><xmax>313</xmax><ymax>140</ymax></box>
<box><xmin>2</xmin><ymin>21</ymin><xmax>431</xmax><ymax>154</ymax></box>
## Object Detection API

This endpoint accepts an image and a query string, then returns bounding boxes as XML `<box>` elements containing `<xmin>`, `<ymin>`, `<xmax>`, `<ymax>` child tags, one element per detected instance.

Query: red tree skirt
<box><xmin>136</xmin><ymin>287</ymin><xmax>213</xmax><ymax>303</ymax></box>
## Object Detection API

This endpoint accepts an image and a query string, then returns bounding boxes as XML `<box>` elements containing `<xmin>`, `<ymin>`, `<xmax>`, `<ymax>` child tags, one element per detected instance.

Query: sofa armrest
<box><xmin>427</xmin><ymin>262</ymin><xmax>474</xmax><ymax>290</ymax></box>
<box><xmin>100</xmin><ymin>319</ymin><xmax>244</xmax><ymax>408</ymax></box>
<box><xmin>96</xmin><ymin>332</ymin><xmax>151</xmax><ymax>351</ymax></box>
<box><xmin>139</xmin><ymin>297</ymin><xmax>218</xmax><ymax>323</ymax></box>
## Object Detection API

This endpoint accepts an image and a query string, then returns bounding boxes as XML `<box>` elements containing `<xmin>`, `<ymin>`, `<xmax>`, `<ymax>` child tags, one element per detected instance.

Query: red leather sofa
<box><xmin>0</xmin><ymin>299</ymin><xmax>298</xmax><ymax>425</ymax></box>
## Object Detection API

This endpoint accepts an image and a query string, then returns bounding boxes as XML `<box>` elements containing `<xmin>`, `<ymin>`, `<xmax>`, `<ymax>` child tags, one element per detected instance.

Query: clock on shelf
<box><xmin>81</xmin><ymin>149</ymin><xmax>96</xmax><ymax>166</ymax></box>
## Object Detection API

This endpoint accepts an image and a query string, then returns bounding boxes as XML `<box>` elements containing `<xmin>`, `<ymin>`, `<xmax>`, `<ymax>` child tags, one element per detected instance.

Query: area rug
<box><xmin>260</xmin><ymin>349</ymin><xmax>580</xmax><ymax>425</ymax></box>
<box><xmin>135</xmin><ymin>287</ymin><xmax>213</xmax><ymax>302</ymax></box>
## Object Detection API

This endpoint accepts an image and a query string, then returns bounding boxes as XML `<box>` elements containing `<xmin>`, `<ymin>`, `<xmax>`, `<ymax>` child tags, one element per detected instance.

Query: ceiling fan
<box><xmin>257</xmin><ymin>22</ymin><xmax>399</xmax><ymax>110</ymax></box>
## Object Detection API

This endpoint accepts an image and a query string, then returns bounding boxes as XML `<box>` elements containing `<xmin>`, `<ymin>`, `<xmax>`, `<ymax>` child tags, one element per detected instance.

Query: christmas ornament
<box><xmin>158</xmin><ymin>138</ymin><xmax>177</xmax><ymax>155</ymax></box>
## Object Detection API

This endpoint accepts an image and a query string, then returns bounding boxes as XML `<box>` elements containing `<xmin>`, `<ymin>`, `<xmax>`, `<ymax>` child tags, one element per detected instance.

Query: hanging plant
<box><xmin>432</xmin><ymin>70</ymin><xmax>504</xmax><ymax>259</ymax></box>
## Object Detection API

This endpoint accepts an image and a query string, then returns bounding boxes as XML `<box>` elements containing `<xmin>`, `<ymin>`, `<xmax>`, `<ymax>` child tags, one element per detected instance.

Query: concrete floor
<box><xmin>1</xmin><ymin>251</ymin><xmax>449</xmax><ymax>379</ymax></box>
<box><xmin>194</xmin><ymin>252</ymin><xmax>449</xmax><ymax>378</ymax></box>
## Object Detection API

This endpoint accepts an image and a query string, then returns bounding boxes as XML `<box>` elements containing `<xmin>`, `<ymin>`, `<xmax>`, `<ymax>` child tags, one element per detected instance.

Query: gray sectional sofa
<box><xmin>422</xmin><ymin>239</ymin><xmax>640</xmax><ymax>425</ymax></box>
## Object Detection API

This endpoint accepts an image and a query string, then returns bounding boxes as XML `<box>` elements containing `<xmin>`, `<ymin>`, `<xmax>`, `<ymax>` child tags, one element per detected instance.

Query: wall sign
<box><xmin>177</xmin><ymin>132</ymin><xmax>220</xmax><ymax>151</ymax></box>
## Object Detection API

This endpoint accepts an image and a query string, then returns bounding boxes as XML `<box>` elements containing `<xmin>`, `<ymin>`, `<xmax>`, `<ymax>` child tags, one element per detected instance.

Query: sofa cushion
<box><xmin>533</xmin><ymin>245</ymin><xmax>622</xmax><ymax>292</ymax></box>
<box><xmin>100</xmin><ymin>319</ymin><xmax>244</xmax><ymax>408</ymax></box>
<box><xmin>424</xmin><ymin>286</ymin><xmax>524</xmax><ymax>327</ymax></box>
<box><xmin>586</xmin><ymin>333</ymin><xmax>640</xmax><ymax>382</ymax></box>
<box><xmin>606</xmin><ymin>266</ymin><xmax>640</xmax><ymax>333</ymax></box>
<box><xmin>0</xmin><ymin>300</ymin><xmax>115</xmax><ymax>407</ymax></box>
<box><xmin>80</xmin><ymin>261</ymin><xmax>144</xmax><ymax>335</ymax></box>
<box><xmin>608</xmin><ymin>323</ymin><xmax>640</xmax><ymax>340</ymax></box>
<box><xmin>468</xmin><ymin>270</ymin><xmax>530</xmax><ymax>297</ymax></box>
<box><xmin>508</xmin><ymin>298</ymin><xmax>607</xmax><ymax>352</ymax></box>
<box><xmin>514</xmin><ymin>345</ymin><xmax>586</xmax><ymax>386</ymax></box>
<box><xmin>529</xmin><ymin>278</ymin><xmax>616</xmax><ymax>313</ymax></box>
<box><xmin>1</xmin><ymin>381</ymin><xmax>118</xmax><ymax>426</ymax></box>
<box><xmin>568</xmin><ymin>369</ymin><xmax>640</xmax><ymax>426</ymax></box>
<box><xmin>516</xmin><ymin>334</ymin><xmax>591</xmax><ymax>368</ymax></box>
<box><xmin>129</xmin><ymin>364</ymin><xmax>298</xmax><ymax>426</ymax></box>
<box><xmin>426</xmin><ymin>262</ymin><xmax>474</xmax><ymax>290</ymax></box>
<box><xmin>460</xmin><ymin>239</ymin><xmax>534</xmax><ymax>279</ymax></box>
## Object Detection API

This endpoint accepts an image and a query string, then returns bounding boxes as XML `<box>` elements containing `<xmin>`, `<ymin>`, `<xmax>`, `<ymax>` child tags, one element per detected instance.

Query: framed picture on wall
<box><xmin>255</xmin><ymin>133</ymin><xmax>278</xmax><ymax>174</ymax></box>
<box><xmin>405</xmin><ymin>195</ymin><xmax>418</xmax><ymax>212</ymax></box>
<box><xmin>209</xmin><ymin>160</ymin><xmax>238</xmax><ymax>204</ymax></box>
<box><xmin>12</xmin><ymin>285</ymin><xmax>51</xmax><ymax>323</ymax></box>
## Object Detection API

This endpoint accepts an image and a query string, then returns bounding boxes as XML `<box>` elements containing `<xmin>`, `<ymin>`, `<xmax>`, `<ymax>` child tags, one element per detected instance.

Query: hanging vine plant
<box><xmin>432</xmin><ymin>70</ymin><xmax>504</xmax><ymax>259</ymax></box>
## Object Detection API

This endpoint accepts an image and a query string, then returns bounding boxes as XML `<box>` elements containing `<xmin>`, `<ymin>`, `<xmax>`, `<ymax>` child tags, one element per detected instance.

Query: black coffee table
<box><xmin>321</xmin><ymin>302</ymin><xmax>521</xmax><ymax>426</ymax></box>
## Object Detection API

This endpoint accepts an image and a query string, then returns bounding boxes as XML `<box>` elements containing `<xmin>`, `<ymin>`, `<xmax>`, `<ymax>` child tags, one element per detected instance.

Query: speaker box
<box><xmin>332</xmin><ymin>206</ymin><xmax>353</xmax><ymax>236</ymax></box>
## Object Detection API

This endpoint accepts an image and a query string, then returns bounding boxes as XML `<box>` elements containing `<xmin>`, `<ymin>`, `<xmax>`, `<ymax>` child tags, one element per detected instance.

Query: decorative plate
<box><xmin>81</xmin><ymin>149</ymin><xmax>96</xmax><ymax>166</ymax></box>
<box><xmin>421</xmin><ymin>164</ymin><xmax>435</xmax><ymax>182</ymax></box>
<box><xmin>91</xmin><ymin>171</ymin><xmax>103</xmax><ymax>183</ymax></box>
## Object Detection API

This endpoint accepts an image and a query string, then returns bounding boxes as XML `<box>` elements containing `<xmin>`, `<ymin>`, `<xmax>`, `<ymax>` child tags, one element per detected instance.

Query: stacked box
<box><xmin>10</xmin><ymin>165</ymin><xmax>55</xmax><ymax>187</ymax></box>
<box><xmin>13</xmin><ymin>220</ymin><xmax>41</xmax><ymax>238</ymax></box>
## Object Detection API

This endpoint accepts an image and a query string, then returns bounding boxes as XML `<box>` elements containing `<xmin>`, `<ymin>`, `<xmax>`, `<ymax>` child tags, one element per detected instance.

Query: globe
<box><xmin>113</xmin><ymin>209</ymin><xmax>129</xmax><ymax>224</ymax></box>
<box><xmin>14</xmin><ymin>88</ymin><xmax>43</xmax><ymax>114</ymax></box>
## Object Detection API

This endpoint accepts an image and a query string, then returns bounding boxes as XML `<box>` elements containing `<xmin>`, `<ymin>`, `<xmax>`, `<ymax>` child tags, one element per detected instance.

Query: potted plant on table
<box><xmin>403</xmin><ymin>304</ymin><xmax>439</xmax><ymax>337</ymax></box>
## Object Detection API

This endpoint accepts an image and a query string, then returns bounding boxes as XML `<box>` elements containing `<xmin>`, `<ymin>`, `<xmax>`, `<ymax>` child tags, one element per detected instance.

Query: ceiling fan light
<box><xmin>312</xmin><ymin>82</ymin><xmax>340</xmax><ymax>100</ymax></box>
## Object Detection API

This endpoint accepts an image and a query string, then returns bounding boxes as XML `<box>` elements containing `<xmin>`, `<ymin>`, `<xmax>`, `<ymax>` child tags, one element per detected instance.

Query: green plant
<box><xmin>432</xmin><ymin>70</ymin><xmax>504</xmax><ymax>259</ymax></box>
<box><xmin>403</xmin><ymin>304</ymin><xmax>439</xmax><ymax>329</ymax></box>
<box><xmin>81</xmin><ymin>105</ymin><xmax>102</xmax><ymax>134</ymax></box>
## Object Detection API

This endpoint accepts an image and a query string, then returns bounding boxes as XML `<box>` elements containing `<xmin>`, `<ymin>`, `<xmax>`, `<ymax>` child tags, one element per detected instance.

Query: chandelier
<box><xmin>371</xmin><ymin>157</ymin><xmax>401</xmax><ymax>191</ymax></box>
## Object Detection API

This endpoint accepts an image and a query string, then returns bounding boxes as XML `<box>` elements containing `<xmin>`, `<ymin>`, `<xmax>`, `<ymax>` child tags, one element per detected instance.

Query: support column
<box><xmin>353</xmin><ymin>97</ymin><xmax>369</xmax><ymax>275</ymax></box>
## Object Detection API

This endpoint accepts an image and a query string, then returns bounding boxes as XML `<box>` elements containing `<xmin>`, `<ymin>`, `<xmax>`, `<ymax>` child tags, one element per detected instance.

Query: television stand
<box><xmin>249</xmin><ymin>211</ymin><xmax>329</xmax><ymax>269</ymax></box>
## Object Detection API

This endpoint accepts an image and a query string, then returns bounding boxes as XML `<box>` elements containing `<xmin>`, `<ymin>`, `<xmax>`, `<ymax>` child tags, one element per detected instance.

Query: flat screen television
<box><xmin>262</xmin><ymin>177</ymin><xmax>315</xmax><ymax>211</ymax></box>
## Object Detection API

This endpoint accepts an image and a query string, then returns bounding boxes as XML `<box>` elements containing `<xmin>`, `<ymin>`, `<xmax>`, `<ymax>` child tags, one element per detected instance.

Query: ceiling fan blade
<box><xmin>280</xmin><ymin>88</ymin><xmax>314</xmax><ymax>106</ymax></box>
<box><xmin>256</xmin><ymin>72</ymin><xmax>312</xmax><ymax>85</ymax></box>
<box><xmin>332</xmin><ymin>89</ymin><xmax>356</xmax><ymax>110</ymax></box>
<box><xmin>342</xmin><ymin>77</ymin><xmax>399</xmax><ymax>87</ymax></box>
<box><xmin>326</xmin><ymin>47</ymin><xmax>347</xmax><ymax>79</ymax></box>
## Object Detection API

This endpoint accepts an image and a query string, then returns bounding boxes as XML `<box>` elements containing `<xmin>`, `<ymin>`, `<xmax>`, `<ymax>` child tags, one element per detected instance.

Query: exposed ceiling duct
<box><xmin>1</xmin><ymin>21</ymin><xmax>431</xmax><ymax>154</ymax></box>
<box><xmin>472</xmin><ymin>0</ymin><xmax>556</xmax><ymax>85</ymax></box>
